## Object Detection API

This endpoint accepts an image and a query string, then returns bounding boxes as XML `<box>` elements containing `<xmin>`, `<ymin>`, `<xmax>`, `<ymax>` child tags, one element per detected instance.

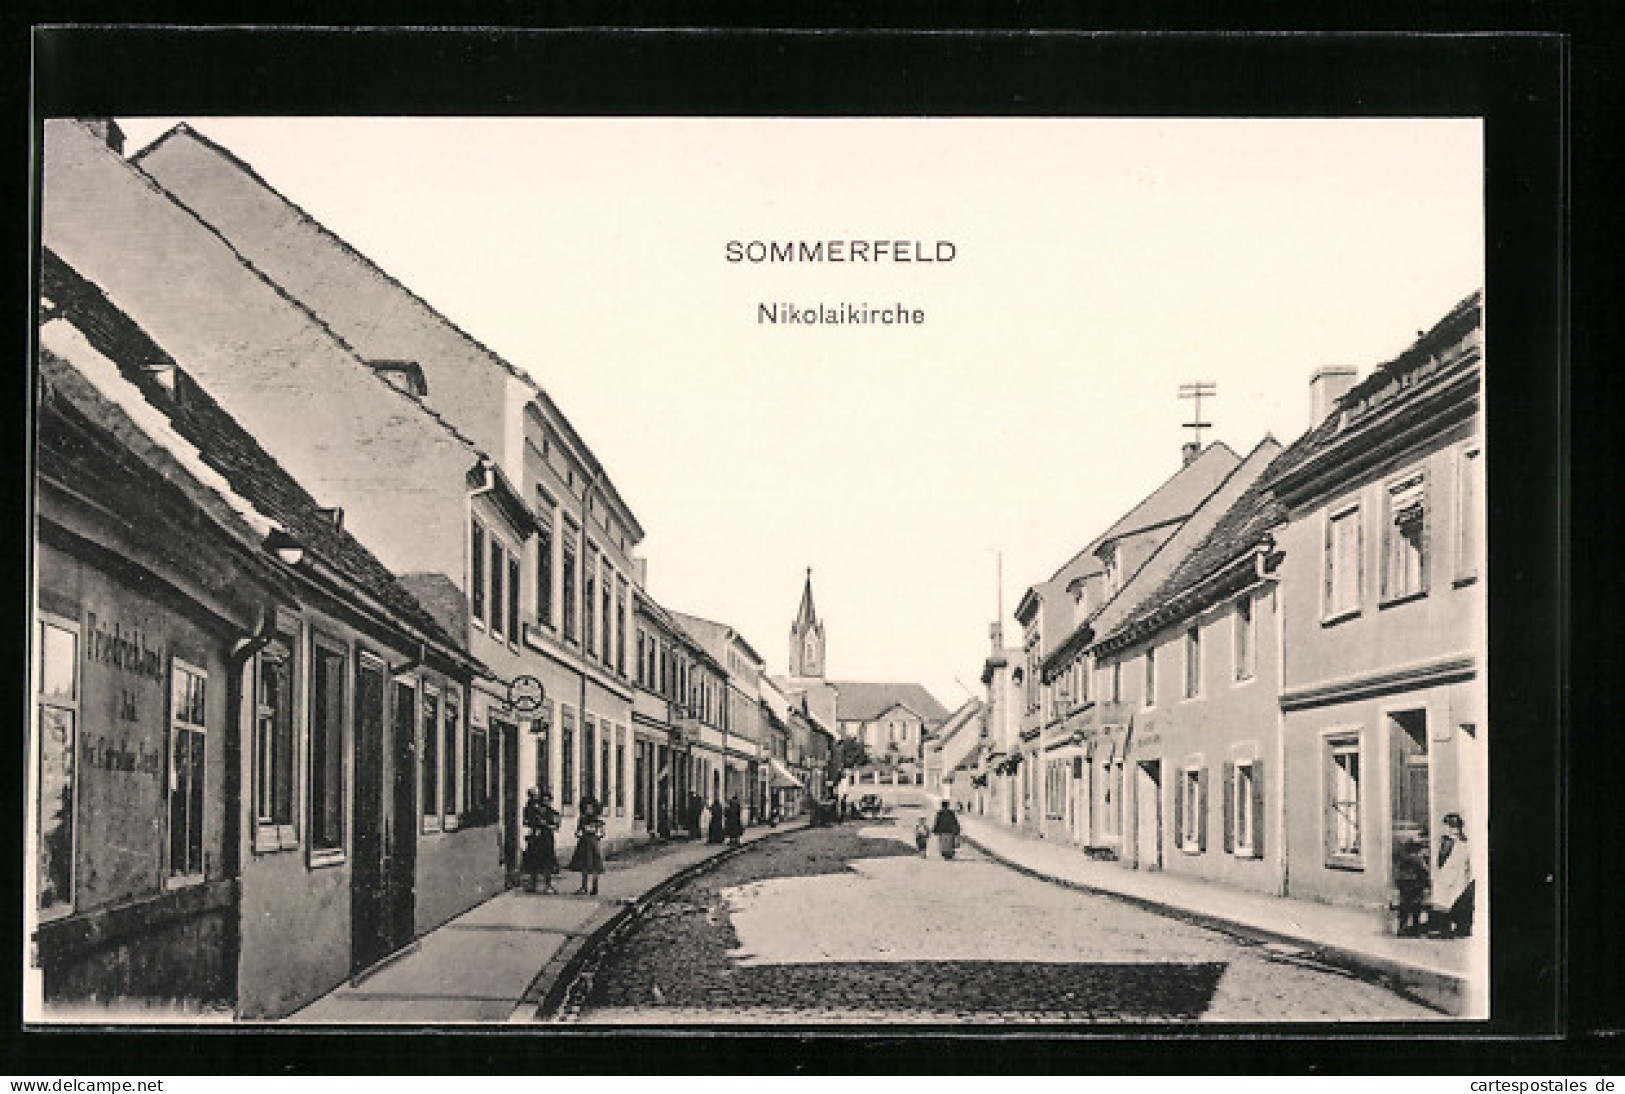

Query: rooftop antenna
<box><xmin>1179</xmin><ymin>381</ymin><xmax>1217</xmax><ymax>449</ymax></box>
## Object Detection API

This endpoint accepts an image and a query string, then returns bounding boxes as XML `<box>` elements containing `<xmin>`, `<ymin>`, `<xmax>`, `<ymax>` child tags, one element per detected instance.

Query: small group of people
<box><xmin>705</xmin><ymin>796</ymin><xmax>746</xmax><ymax>847</ymax></box>
<box><xmin>1392</xmin><ymin>811</ymin><xmax>1475</xmax><ymax>938</ymax></box>
<box><xmin>915</xmin><ymin>800</ymin><xmax>962</xmax><ymax>860</ymax></box>
<box><xmin>520</xmin><ymin>788</ymin><xmax>606</xmax><ymax>896</ymax></box>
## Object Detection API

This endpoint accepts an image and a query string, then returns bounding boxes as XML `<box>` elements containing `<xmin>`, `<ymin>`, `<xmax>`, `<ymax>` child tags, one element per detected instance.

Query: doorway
<box><xmin>1389</xmin><ymin>709</ymin><xmax>1430</xmax><ymax>882</ymax></box>
<box><xmin>352</xmin><ymin>660</ymin><xmax>416</xmax><ymax>975</ymax></box>
<box><xmin>1135</xmin><ymin>760</ymin><xmax>1163</xmax><ymax>870</ymax></box>
<box><xmin>497</xmin><ymin>719</ymin><xmax>520</xmax><ymax>885</ymax></box>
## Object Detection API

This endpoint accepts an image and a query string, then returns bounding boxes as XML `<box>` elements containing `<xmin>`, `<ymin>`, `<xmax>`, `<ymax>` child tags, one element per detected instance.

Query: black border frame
<box><xmin>17</xmin><ymin>25</ymin><xmax>1576</xmax><ymax>1076</ymax></box>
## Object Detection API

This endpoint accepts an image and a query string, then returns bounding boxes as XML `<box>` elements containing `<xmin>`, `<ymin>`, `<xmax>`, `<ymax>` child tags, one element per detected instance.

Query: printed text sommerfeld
<box><xmin>725</xmin><ymin>239</ymin><xmax>956</xmax><ymax>264</ymax></box>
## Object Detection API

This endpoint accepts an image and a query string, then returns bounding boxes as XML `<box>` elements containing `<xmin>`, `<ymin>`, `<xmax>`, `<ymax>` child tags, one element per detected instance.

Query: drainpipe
<box><xmin>580</xmin><ymin>467</ymin><xmax>605</xmax><ymax>810</ymax></box>
<box><xmin>225</xmin><ymin>600</ymin><xmax>279</xmax><ymax>1010</ymax></box>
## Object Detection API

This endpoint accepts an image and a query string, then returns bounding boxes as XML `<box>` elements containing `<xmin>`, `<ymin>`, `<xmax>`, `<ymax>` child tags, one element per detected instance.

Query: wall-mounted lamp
<box><xmin>264</xmin><ymin>528</ymin><xmax>306</xmax><ymax>567</ymax></box>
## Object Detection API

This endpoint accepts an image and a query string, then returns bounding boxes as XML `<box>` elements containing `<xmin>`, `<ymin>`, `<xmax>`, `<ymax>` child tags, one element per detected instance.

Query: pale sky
<box><xmin>115</xmin><ymin>117</ymin><xmax>1483</xmax><ymax>706</ymax></box>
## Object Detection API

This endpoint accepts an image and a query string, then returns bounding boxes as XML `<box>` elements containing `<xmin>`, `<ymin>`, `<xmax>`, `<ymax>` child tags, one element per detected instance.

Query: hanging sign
<box><xmin>507</xmin><ymin>675</ymin><xmax>545</xmax><ymax>715</ymax></box>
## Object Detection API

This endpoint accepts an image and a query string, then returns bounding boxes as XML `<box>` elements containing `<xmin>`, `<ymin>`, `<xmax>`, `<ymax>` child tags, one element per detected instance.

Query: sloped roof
<box><xmin>1097</xmin><ymin>441</ymin><xmax>1240</xmax><ymax>546</ymax></box>
<box><xmin>40</xmin><ymin>248</ymin><xmax>473</xmax><ymax>666</ymax></box>
<box><xmin>668</xmin><ymin>609</ymin><xmax>766</xmax><ymax>669</ymax></box>
<box><xmin>830</xmin><ymin>681</ymin><xmax>950</xmax><ymax>723</ymax></box>
<box><xmin>929</xmin><ymin>698</ymin><xmax>984</xmax><ymax>746</ymax></box>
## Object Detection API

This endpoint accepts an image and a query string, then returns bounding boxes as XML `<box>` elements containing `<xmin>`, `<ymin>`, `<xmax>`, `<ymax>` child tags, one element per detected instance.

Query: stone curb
<box><xmin>520</xmin><ymin>821</ymin><xmax>809</xmax><ymax>1022</ymax></box>
<box><xmin>958</xmin><ymin>832</ymin><xmax>1466</xmax><ymax>1017</ymax></box>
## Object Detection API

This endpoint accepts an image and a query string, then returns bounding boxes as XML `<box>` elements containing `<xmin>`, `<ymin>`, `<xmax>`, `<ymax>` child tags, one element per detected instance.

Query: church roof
<box><xmin>830</xmin><ymin>681</ymin><xmax>950</xmax><ymax>723</ymax></box>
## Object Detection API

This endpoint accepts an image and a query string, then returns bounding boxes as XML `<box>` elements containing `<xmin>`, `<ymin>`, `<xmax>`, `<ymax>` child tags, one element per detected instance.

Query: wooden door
<box><xmin>351</xmin><ymin>656</ymin><xmax>389</xmax><ymax>974</ymax></box>
<box><xmin>500</xmin><ymin>721</ymin><xmax>520</xmax><ymax>882</ymax></box>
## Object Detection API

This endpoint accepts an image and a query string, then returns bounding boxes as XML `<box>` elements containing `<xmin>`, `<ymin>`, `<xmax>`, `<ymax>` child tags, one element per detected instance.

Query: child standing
<box><xmin>915</xmin><ymin>817</ymin><xmax>931</xmax><ymax>857</ymax></box>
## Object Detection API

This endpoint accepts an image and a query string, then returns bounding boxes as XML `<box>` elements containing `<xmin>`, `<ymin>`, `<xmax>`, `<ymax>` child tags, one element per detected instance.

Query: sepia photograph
<box><xmin>24</xmin><ymin>29</ymin><xmax>1571</xmax><ymax>1050</ymax></box>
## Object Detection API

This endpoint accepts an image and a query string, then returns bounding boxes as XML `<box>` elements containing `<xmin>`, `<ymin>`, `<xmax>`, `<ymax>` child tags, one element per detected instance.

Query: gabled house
<box><xmin>34</xmin><ymin>251</ymin><xmax>483</xmax><ymax>1018</ymax></box>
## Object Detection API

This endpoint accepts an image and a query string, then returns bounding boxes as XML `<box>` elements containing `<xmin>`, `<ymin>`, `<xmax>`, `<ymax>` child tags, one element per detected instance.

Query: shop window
<box><xmin>561</xmin><ymin>706</ymin><xmax>576</xmax><ymax>807</ymax></box>
<box><xmin>1234</xmin><ymin>594</ymin><xmax>1256</xmax><ymax>681</ymax></box>
<box><xmin>507</xmin><ymin>555</ymin><xmax>521</xmax><ymax>644</ymax></box>
<box><xmin>255</xmin><ymin>634</ymin><xmax>298</xmax><ymax>851</ymax></box>
<box><xmin>34</xmin><ymin>616</ymin><xmax>79</xmax><ymax>916</ymax></box>
<box><xmin>470</xmin><ymin>521</ymin><xmax>486</xmax><ymax>626</ymax></box>
<box><xmin>1383</xmin><ymin>471</ymin><xmax>1429</xmax><ymax>602</ymax></box>
<box><xmin>442</xmin><ymin>691</ymin><xmax>461</xmax><ymax>829</ymax></box>
<box><xmin>466</xmin><ymin>718</ymin><xmax>493</xmax><ymax>826</ymax></box>
<box><xmin>167</xmin><ymin>659</ymin><xmax>208</xmax><ymax>884</ymax></box>
<box><xmin>421</xmin><ymin>687</ymin><xmax>441</xmax><ymax>831</ymax></box>
<box><xmin>1324</xmin><ymin>502</ymin><xmax>1363</xmax><ymax>620</ymax></box>
<box><xmin>615</xmin><ymin>727</ymin><xmax>626</xmax><ymax>814</ymax></box>
<box><xmin>1325</xmin><ymin>735</ymin><xmax>1363</xmax><ymax>867</ymax></box>
<box><xmin>309</xmin><ymin>639</ymin><xmax>347</xmax><ymax>857</ymax></box>
<box><xmin>490</xmin><ymin>539</ymin><xmax>506</xmax><ymax>641</ymax></box>
<box><xmin>1458</xmin><ymin>446</ymin><xmax>1481</xmax><ymax>583</ymax></box>
<box><xmin>1177</xmin><ymin>766</ymin><xmax>1207</xmax><ymax>853</ymax></box>
<box><xmin>1224</xmin><ymin>760</ymin><xmax>1265</xmax><ymax>859</ymax></box>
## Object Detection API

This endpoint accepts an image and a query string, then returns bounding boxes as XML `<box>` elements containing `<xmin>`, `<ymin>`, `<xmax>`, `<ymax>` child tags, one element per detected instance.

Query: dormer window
<box><xmin>365</xmin><ymin>359</ymin><xmax>428</xmax><ymax>397</ymax></box>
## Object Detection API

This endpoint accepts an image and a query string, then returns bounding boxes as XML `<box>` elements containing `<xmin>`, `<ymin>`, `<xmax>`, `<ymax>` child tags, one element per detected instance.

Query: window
<box><xmin>562</xmin><ymin>534</ymin><xmax>578</xmax><ymax>642</ymax></box>
<box><xmin>467</xmin><ymin>716</ymin><xmax>491</xmax><ymax>825</ymax></box>
<box><xmin>255</xmin><ymin>634</ymin><xmax>297</xmax><ymax>850</ymax></box>
<box><xmin>35</xmin><ymin>616</ymin><xmax>79</xmax><ymax>915</ymax></box>
<box><xmin>1079</xmin><ymin>655</ymin><xmax>1090</xmax><ymax>703</ymax></box>
<box><xmin>1224</xmin><ymin>760</ymin><xmax>1265</xmax><ymax>859</ymax></box>
<box><xmin>560</xmin><ymin>706</ymin><xmax>576</xmax><ymax>807</ymax></box>
<box><xmin>1458</xmin><ymin>446</ymin><xmax>1481</xmax><ymax>582</ymax></box>
<box><xmin>636</xmin><ymin>629</ymin><xmax>647</xmax><ymax>686</ymax></box>
<box><xmin>490</xmin><ymin>539</ymin><xmax>506</xmax><ymax>640</ymax></box>
<box><xmin>601</xmin><ymin>575</ymin><xmax>613</xmax><ymax>665</ymax></box>
<box><xmin>602</xmin><ymin>732</ymin><xmax>612</xmax><ymax>811</ymax></box>
<box><xmin>442</xmin><ymin>690</ymin><xmax>461</xmax><ymax>828</ymax></box>
<box><xmin>1110</xmin><ymin>660</ymin><xmax>1122</xmax><ymax>703</ymax></box>
<box><xmin>1234</xmin><ymin>594</ymin><xmax>1256</xmax><ymax>681</ymax></box>
<box><xmin>471</xmin><ymin>521</ymin><xmax>486</xmax><ymax>626</ymax></box>
<box><xmin>422</xmin><ymin>687</ymin><xmax>441</xmax><ymax>831</ymax></box>
<box><xmin>167</xmin><ymin>660</ymin><xmax>208</xmax><ymax>884</ymax></box>
<box><xmin>1177</xmin><ymin>766</ymin><xmax>1206</xmax><ymax>853</ymax></box>
<box><xmin>536</xmin><ymin>519</ymin><xmax>554</xmax><ymax>628</ymax></box>
<box><xmin>634</xmin><ymin>740</ymin><xmax>647</xmax><ymax>820</ymax></box>
<box><xmin>1382</xmin><ymin>472</ymin><xmax>1429</xmax><ymax>601</ymax></box>
<box><xmin>615</xmin><ymin>727</ymin><xmax>626</xmax><ymax>813</ymax></box>
<box><xmin>584</xmin><ymin>549</ymin><xmax>597</xmax><ymax>655</ymax></box>
<box><xmin>309</xmin><ymin>639</ymin><xmax>347</xmax><ymax>856</ymax></box>
<box><xmin>1324</xmin><ymin>503</ymin><xmax>1363</xmax><ymax>618</ymax></box>
<box><xmin>533</xmin><ymin>702</ymin><xmax>552</xmax><ymax>797</ymax></box>
<box><xmin>616</xmin><ymin>579</ymin><xmax>628</xmax><ymax>676</ymax></box>
<box><xmin>507</xmin><ymin>554</ymin><xmax>521</xmax><ymax>643</ymax></box>
<box><xmin>1326</xmin><ymin>736</ymin><xmax>1362</xmax><ymax>865</ymax></box>
<box><xmin>1183</xmin><ymin>625</ymin><xmax>1201</xmax><ymax>699</ymax></box>
<box><xmin>1144</xmin><ymin>646</ymin><xmax>1156</xmax><ymax>708</ymax></box>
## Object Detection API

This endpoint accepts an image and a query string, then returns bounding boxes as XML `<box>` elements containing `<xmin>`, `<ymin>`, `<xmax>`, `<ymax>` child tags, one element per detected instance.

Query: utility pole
<box><xmin>1178</xmin><ymin>381</ymin><xmax>1218</xmax><ymax>449</ymax></box>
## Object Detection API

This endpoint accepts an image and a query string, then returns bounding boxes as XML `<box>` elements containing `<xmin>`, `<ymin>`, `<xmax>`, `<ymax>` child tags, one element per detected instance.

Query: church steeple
<box><xmin>789</xmin><ymin>568</ymin><xmax>825</xmax><ymax>678</ymax></box>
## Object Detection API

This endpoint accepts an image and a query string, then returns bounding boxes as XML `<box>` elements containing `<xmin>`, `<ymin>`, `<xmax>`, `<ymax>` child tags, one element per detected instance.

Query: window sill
<box><xmin>1320</xmin><ymin>607</ymin><xmax>1361</xmax><ymax>627</ymax></box>
<box><xmin>1180</xmin><ymin>843</ymin><xmax>1202</xmax><ymax>856</ymax></box>
<box><xmin>308</xmin><ymin>849</ymin><xmax>346</xmax><ymax>870</ymax></box>
<box><xmin>1325</xmin><ymin>855</ymin><xmax>1364</xmax><ymax>872</ymax></box>
<box><xmin>164</xmin><ymin>873</ymin><xmax>207</xmax><ymax>891</ymax></box>
<box><xmin>253</xmin><ymin>827</ymin><xmax>298</xmax><ymax>855</ymax></box>
<box><xmin>1378</xmin><ymin>589</ymin><xmax>1429</xmax><ymax>610</ymax></box>
<box><xmin>1233</xmin><ymin>672</ymin><xmax>1256</xmax><ymax>687</ymax></box>
<box><xmin>421</xmin><ymin>819</ymin><xmax>443</xmax><ymax>836</ymax></box>
<box><xmin>442</xmin><ymin>816</ymin><xmax>460</xmax><ymax>832</ymax></box>
<box><xmin>1453</xmin><ymin>573</ymin><xmax>1479</xmax><ymax>589</ymax></box>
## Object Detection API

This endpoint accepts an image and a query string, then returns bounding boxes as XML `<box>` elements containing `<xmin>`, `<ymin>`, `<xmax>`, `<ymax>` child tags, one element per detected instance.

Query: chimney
<box><xmin>1310</xmin><ymin>366</ymin><xmax>1358</xmax><ymax>426</ymax></box>
<box><xmin>1181</xmin><ymin>441</ymin><xmax>1201</xmax><ymax>467</ymax></box>
<box><xmin>81</xmin><ymin>119</ymin><xmax>126</xmax><ymax>155</ymax></box>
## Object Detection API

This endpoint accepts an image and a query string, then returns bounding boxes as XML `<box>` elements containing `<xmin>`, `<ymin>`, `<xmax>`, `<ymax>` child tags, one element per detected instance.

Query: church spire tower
<box><xmin>789</xmin><ymin>567</ymin><xmax>826</xmax><ymax>678</ymax></box>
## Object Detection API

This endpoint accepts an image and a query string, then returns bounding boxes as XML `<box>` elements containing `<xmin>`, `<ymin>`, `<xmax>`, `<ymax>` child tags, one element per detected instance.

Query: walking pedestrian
<box><xmin>931</xmin><ymin>799</ymin><xmax>961</xmax><ymax>860</ymax></box>
<box><xmin>687</xmin><ymin>792</ymin><xmax>704</xmax><ymax>839</ymax></box>
<box><xmin>725</xmin><ymin>796</ymin><xmax>744</xmax><ymax>847</ymax></box>
<box><xmin>521</xmin><ymin>788</ymin><xmax>560</xmax><ymax>893</ymax></box>
<box><xmin>568</xmin><ymin>797</ymin><xmax>606</xmax><ymax>895</ymax></box>
<box><xmin>1429</xmin><ymin>812</ymin><xmax>1474</xmax><ymax>937</ymax></box>
<box><xmin>707</xmin><ymin>799</ymin><xmax>725</xmax><ymax>845</ymax></box>
<box><xmin>914</xmin><ymin>817</ymin><xmax>930</xmax><ymax>857</ymax></box>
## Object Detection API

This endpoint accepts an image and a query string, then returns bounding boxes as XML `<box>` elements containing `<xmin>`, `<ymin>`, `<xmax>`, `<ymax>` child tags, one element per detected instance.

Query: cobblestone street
<box><xmin>569</xmin><ymin>802</ymin><xmax>1439</xmax><ymax>1024</ymax></box>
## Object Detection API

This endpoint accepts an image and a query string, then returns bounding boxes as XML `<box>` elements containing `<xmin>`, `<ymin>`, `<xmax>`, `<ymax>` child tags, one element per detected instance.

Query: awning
<box><xmin>768</xmin><ymin>757</ymin><xmax>802</xmax><ymax>790</ymax></box>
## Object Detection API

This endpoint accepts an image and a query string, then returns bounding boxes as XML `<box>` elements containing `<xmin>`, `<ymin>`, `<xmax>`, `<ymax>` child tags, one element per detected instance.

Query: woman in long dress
<box><xmin>521</xmin><ymin>788</ymin><xmax>560</xmax><ymax>893</ymax></box>
<box><xmin>568</xmin><ymin>797</ymin><xmax>606</xmax><ymax>895</ymax></box>
<box><xmin>1429</xmin><ymin>812</ymin><xmax>1474</xmax><ymax>937</ymax></box>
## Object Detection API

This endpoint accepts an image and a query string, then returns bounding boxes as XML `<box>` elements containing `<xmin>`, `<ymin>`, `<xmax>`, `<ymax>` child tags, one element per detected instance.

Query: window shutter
<box><xmin>1250</xmin><ymin>759</ymin><xmax>1266</xmax><ymax>860</ymax></box>
<box><xmin>1173</xmin><ymin>770</ymin><xmax>1184</xmax><ymax>847</ymax></box>
<box><xmin>1197</xmin><ymin>767</ymin><xmax>1209</xmax><ymax>853</ymax></box>
<box><xmin>1222</xmin><ymin>762</ymin><xmax>1235</xmax><ymax>854</ymax></box>
<box><xmin>1323</xmin><ymin>510</ymin><xmax>1334</xmax><ymax>608</ymax></box>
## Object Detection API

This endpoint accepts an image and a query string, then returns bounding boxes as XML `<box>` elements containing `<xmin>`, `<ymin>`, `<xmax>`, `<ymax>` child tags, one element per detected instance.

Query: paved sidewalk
<box><xmin>954</xmin><ymin>812</ymin><xmax>1486</xmax><ymax>1017</ymax></box>
<box><xmin>289</xmin><ymin>820</ymin><xmax>806</xmax><ymax>1024</ymax></box>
